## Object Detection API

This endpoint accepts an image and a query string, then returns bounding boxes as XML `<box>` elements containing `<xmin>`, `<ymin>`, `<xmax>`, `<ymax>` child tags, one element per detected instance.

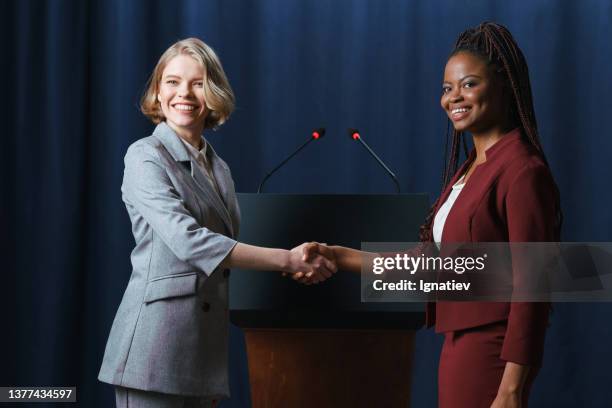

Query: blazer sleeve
<box><xmin>500</xmin><ymin>162</ymin><xmax>558</xmax><ymax>366</ymax></box>
<box><xmin>122</xmin><ymin>142</ymin><xmax>237</xmax><ymax>276</ymax></box>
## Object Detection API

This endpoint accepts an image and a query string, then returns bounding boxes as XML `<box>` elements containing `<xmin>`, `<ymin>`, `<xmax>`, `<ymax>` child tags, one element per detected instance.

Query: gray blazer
<box><xmin>98</xmin><ymin>122</ymin><xmax>241</xmax><ymax>398</ymax></box>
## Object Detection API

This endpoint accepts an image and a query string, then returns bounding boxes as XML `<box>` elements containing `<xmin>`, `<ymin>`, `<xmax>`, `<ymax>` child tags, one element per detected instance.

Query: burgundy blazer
<box><xmin>425</xmin><ymin>128</ymin><xmax>561</xmax><ymax>366</ymax></box>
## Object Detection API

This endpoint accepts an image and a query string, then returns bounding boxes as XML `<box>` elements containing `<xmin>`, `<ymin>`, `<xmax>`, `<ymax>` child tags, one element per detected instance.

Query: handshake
<box><xmin>284</xmin><ymin>242</ymin><xmax>338</xmax><ymax>285</ymax></box>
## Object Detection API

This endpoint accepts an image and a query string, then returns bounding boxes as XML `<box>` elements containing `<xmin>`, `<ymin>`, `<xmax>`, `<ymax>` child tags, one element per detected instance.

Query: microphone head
<box><xmin>312</xmin><ymin>128</ymin><xmax>326</xmax><ymax>140</ymax></box>
<box><xmin>348</xmin><ymin>128</ymin><xmax>360</xmax><ymax>140</ymax></box>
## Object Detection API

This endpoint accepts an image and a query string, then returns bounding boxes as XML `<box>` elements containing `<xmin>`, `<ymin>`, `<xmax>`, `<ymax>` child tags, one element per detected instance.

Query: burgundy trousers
<box><xmin>438</xmin><ymin>320</ymin><xmax>538</xmax><ymax>408</ymax></box>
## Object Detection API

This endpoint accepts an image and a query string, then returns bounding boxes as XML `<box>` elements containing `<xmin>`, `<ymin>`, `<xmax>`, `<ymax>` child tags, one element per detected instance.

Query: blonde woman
<box><xmin>98</xmin><ymin>38</ymin><xmax>335</xmax><ymax>408</ymax></box>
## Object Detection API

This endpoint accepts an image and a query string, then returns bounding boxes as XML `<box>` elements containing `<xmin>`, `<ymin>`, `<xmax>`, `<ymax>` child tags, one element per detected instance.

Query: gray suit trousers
<box><xmin>115</xmin><ymin>387</ymin><xmax>217</xmax><ymax>408</ymax></box>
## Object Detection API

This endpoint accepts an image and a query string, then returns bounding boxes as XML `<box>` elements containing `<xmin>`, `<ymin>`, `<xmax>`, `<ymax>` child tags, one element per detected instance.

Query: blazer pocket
<box><xmin>144</xmin><ymin>272</ymin><xmax>198</xmax><ymax>304</ymax></box>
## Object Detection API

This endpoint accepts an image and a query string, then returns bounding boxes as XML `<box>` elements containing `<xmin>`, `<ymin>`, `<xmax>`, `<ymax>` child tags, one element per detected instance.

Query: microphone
<box><xmin>257</xmin><ymin>128</ymin><xmax>326</xmax><ymax>193</ymax></box>
<box><xmin>348</xmin><ymin>128</ymin><xmax>401</xmax><ymax>193</ymax></box>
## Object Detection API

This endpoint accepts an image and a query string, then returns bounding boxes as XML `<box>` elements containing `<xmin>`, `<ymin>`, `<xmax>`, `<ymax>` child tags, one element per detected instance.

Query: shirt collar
<box><xmin>178</xmin><ymin>134</ymin><xmax>208</xmax><ymax>162</ymax></box>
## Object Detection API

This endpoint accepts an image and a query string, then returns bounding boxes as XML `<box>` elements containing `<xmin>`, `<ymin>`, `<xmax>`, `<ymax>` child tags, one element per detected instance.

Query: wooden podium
<box><xmin>230</xmin><ymin>194</ymin><xmax>428</xmax><ymax>408</ymax></box>
<box><xmin>244</xmin><ymin>329</ymin><xmax>414</xmax><ymax>407</ymax></box>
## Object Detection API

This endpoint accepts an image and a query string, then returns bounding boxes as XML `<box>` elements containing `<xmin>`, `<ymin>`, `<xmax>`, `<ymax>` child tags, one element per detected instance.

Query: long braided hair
<box><xmin>419</xmin><ymin>22</ymin><xmax>551</xmax><ymax>242</ymax></box>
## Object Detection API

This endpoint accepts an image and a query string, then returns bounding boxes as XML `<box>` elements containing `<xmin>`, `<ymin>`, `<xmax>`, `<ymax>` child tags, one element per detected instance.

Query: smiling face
<box><xmin>441</xmin><ymin>51</ymin><xmax>509</xmax><ymax>135</ymax></box>
<box><xmin>157</xmin><ymin>54</ymin><xmax>209</xmax><ymax>139</ymax></box>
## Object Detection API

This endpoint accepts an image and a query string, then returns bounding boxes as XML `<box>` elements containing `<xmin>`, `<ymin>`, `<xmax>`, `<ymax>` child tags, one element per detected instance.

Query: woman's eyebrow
<box><xmin>442</xmin><ymin>74</ymin><xmax>483</xmax><ymax>85</ymax></box>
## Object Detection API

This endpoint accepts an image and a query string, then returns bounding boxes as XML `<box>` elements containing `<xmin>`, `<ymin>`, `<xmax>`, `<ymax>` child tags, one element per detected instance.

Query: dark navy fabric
<box><xmin>2</xmin><ymin>1</ymin><xmax>611</xmax><ymax>406</ymax></box>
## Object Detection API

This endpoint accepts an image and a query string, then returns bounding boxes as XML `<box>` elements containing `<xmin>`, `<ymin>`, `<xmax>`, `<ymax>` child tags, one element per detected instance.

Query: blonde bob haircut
<box><xmin>141</xmin><ymin>38</ymin><xmax>235</xmax><ymax>130</ymax></box>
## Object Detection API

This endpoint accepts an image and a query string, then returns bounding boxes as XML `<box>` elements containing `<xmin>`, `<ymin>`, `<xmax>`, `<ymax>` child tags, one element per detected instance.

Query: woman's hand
<box><xmin>490</xmin><ymin>389</ymin><xmax>521</xmax><ymax>408</ymax></box>
<box><xmin>490</xmin><ymin>361</ymin><xmax>529</xmax><ymax>408</ymax></box>
<box><xmin>284</xmin><ymin>242</ymin><xmax>337</xmax><ymax>284</ymax></box>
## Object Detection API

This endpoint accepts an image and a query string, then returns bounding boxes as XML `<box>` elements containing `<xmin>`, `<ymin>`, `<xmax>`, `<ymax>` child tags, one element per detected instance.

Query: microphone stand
<box><xmin>257</xmin><ymin>129</ymin><xmax>325</xmax><ymax>193</ymax></box>
<box><xmin>348</xmin><ymin>128</ymin><xmax>401</xmax><ymax>194</ymax></box>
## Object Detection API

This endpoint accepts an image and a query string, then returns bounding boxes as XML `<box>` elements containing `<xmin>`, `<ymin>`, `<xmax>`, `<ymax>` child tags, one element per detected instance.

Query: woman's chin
<box><xmin>452</xmin><ymin>124</ymin><xmax>467</xmax><ymax>132</ymax></box>
<box><xmin>451</xmin><ymin>119</ymin><xmax>476</xmax><ymax>133</ymax></box>
<box><xmin>168</xmin><ymin>118</ymin><xmax>204</xmax><ymax>131</ymax></box>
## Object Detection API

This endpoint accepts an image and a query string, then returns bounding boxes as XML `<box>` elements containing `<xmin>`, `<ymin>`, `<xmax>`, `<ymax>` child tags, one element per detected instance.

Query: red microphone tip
<box><xmin>312</xmin><ymin>132</ymin><xmax>320</xmax><ymax>139</ymax></box>
<box><xmin>352</xmin><ymin>132</ymin><xmax>360</xmax><ymax>140</ymax></box>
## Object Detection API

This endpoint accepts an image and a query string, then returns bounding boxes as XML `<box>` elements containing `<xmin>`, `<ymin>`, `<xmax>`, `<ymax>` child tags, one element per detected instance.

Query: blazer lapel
<box><xmin>152</xmin><ymin>122</ymin><xmax>235</xmax><ymax>236</ymax></box>
<box><xmin>207</xmin><ymin>144</ymin><xmax>240</xmax><ymax>238</ymax></box>
<box><xmin>436</xmin><ymin>151</ymin><xmax>476</xmax><ymax>244</ymax></box>
<box><xmin>190</xmin><ymin>157</ymin><xmax>235</xmax><ymax>237</ymax></box>
<box><xmin>434</xmin><ymin>151</ymin><xmax>475</xmax><ymax>218</ymax></box>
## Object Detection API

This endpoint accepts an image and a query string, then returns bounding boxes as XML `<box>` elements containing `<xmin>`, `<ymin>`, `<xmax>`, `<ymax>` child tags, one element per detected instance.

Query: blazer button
<box><xmin>201</xmin><ymin>302</ymin><xmax>210</xmax><ymax>312</ymax></box>
<box><xmin>223</xmin><ymin>270</ymin><xmax>230</xmax><ymax>278</ymax></box>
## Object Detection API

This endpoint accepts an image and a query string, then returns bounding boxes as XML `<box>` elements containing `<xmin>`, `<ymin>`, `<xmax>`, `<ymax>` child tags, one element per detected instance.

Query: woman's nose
<box><xmin>449</xmin><ymin>89</ymin><xmax>463</xmax><ymax>103</ymax></box>
<box><xmin>178</xmin><ymin>84</ymin><xmax>192</xmax><ymax>98</ymax></box>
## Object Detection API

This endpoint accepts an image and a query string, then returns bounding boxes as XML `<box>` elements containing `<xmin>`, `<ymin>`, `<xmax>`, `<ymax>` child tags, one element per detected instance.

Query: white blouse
<box><xmin>432</xmin><ymin>175</ymin><xmax>466</xmax><ymax>245</ymax></box>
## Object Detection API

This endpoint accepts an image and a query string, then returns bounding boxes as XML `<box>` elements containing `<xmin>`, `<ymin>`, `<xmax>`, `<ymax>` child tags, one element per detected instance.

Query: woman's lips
<box><xmin>173</xmin><ymin>103</ymin><xmax>197</xmax><ymax>114</ymax></box>
<box><xmin>450</xmin><ymin>107</ymin><xmax>471</xmax><ymax>121</ymax></box>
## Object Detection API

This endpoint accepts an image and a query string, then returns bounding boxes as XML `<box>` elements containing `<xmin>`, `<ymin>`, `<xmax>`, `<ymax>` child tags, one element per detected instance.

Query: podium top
<box><xmin>230</xmin><ymin>193</ymin><xmax>430</xmax><ymax>329</ymax></box>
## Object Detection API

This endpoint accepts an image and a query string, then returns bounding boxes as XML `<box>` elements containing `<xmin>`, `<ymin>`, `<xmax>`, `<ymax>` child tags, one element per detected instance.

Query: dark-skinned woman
<box><xmin>299</xmin><ymin>22</ymin><xmax>561</xmax><ymax>408</ymax></box>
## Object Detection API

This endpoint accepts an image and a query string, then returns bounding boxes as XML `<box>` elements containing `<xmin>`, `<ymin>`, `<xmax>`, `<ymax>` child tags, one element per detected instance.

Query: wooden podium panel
<box><xmin>245</xmin><ymin>329</ymin><xmax>415</xmax><ymax>408</ymax></box>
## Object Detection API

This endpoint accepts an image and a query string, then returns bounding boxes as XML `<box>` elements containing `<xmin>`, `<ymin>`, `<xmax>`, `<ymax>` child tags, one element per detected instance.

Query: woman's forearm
<box><xmin>221</xmin><ymin>242</ymin><xmax>290</xmax><ymax>272</ymax></box>
<box><xmin>221</xmin><ymin>242</ymin><xmax>336</xmax><ymax>281</ymax></box>
<box><xmin>329</xmin><ymin>245</ymin><xmax>376</xmax><ymax>273</ymax></box>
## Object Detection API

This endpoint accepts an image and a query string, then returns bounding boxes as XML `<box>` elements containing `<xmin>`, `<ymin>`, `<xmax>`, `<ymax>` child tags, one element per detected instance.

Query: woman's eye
<box><xmin>463</xmin><ymin>81</ymin><xmax>476</xmax><ymax>88</ymax></box>
<box><xmin>167</xmin><ymin>80</ymin><xmax>178</xmax><ymax>85</ymax></box>
<box><xmin>194</xmin><ymin>82</ymin><xmax>204</xmax><ymax>87</ymax></box>
<box><xmin>442</xmin><ymin>86</ymin><xmax>451</xmax><ymax>94</ymax></box>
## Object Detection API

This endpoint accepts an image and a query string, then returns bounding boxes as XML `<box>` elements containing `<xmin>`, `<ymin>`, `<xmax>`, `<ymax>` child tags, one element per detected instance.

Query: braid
<box><xmin>419</xmin><ymin>22</ymin><xmax>551</xmax><ymax>242</ymax></box>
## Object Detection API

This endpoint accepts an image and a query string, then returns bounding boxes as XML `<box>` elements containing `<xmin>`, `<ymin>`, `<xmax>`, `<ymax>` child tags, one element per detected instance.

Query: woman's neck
<box><xmin>167</xmin><ymin>121</ymin><xmax>204</xmax><ymax>150</ymax></box>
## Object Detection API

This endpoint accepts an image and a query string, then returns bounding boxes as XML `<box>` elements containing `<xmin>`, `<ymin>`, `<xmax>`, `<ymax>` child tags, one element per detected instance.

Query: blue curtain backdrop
<box><xmin>2</xmin><ymin>0</ymin><xmax>611</xmax><ymax>407</ymax></box>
